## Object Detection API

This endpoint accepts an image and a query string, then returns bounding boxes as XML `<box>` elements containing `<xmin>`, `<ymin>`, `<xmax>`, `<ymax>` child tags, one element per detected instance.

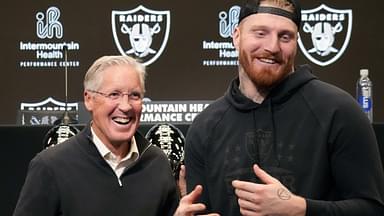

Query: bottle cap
<box><xmin>360</xmin><ymin>69</ymin><xmax>369</xmax><ymax>76</ymax></box>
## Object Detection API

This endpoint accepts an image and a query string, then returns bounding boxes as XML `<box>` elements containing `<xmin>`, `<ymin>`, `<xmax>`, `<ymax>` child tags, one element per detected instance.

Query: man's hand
<box><xmin>174</xmin><ymin>165</ymin><xmax>220</xmax><ymax>216</ymax></box>
<box><xmin>232</xmin><ymin>164</ymin><xmax>306</xmax><ymax>216</ymax></box>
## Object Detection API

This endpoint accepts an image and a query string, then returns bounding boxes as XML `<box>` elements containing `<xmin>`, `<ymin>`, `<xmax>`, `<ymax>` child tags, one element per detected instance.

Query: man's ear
<box><xmin>83</xmin><ymin>91</ymin><xmax>93</xmax><ymax>112</ymax></box>
<box><xmin>232</xmin><ymin>26</ymin><xmax>240</xmax><ymax>51</ymax></box>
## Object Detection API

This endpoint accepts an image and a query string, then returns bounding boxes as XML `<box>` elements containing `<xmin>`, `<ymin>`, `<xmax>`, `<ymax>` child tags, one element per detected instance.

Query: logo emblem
<box><xmin>36</xmin><ymin>6</ymin><xmax>63</xmax><ymax>39</ymax></box>
<box><xmin>298</xmin><ymin>4</ymin><xmax>352</xmax><ymax>66</ymax></box>
<box><xmin>219</xmin><ymin>5</ymin><xmax>240</xmax><ymax>38</ymax></box>
<box><xmin>112</xmin><ymin>5</ymin><xmax>170</xmax><ymax>66</ymax></box>
<box><xmin>19</xmin><ymin>97</ymin><xmax>78</xmax><ymax>125</ymax></box>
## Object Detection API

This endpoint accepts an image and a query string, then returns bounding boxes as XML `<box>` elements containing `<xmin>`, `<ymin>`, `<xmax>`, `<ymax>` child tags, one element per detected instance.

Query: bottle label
<box><xmin>362</xmin><ymin>87</ymin><xmax>371</xmax><ymax>97</ymax></box>
<box><xmin>358</xmin><ymin>96</ymin><xmax>372</xmax><ymax>112</ymax></box>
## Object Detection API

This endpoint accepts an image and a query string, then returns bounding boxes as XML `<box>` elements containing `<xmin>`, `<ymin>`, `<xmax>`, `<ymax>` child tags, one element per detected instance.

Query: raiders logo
<box><xmin>298</xmin><ymin>4</ymin><xmax>352</xmax><ymax>66</ymax></box>
<box><xmin>111</xmin><ymin>5</ymin><xmax>170</xmax><ymax>66</ymax></box>
<box><xmin>19</xmin><ymin>97</ymin><xmax>78</xmax><ymax>125</ymax></box>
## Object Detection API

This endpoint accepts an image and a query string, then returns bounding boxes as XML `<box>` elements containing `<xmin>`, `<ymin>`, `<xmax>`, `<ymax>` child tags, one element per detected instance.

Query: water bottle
<box><xmin>356</xmin><ymin>69</ymin><xmax>373</xmax><ymax>122</ymax></box>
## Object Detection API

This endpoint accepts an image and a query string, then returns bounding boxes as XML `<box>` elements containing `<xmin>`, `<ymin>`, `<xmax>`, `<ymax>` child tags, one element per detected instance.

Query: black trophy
<box><xmin>145</xmin><ymin>123</ymin><xmax>185</xmax><ymax>179</ymax></box>
<box><xmin>42</xmin><ymin>46</ymin><xmax>79</xmax><ymax>149</ymax></box>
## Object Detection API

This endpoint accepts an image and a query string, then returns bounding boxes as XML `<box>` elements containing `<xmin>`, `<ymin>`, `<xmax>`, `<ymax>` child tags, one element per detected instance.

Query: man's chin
<box><xmin>249</xmin><ymin>72</ymin><xmax>288</xmax><ymax>92</ymax></box>
<box><xmin>110</xmin><ymin>128</ymin><xmax>135</xmax><ymax>139</ymax></box>
<box><xmin>110</xmin><ymin>135</ymin><xmax>134</xmax><ymax>146</ymax></box>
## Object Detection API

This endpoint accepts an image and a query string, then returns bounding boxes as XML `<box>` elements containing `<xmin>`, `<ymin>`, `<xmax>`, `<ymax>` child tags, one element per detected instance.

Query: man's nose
<box><xmin>264</xmin><ymin>35</ymin><xmax>280</xmax><ymax>53</ymax></box>
<box><xmin>117</xmin><ymin>94</ymin><xmax>133</xmax><ymax>111</ymax></box>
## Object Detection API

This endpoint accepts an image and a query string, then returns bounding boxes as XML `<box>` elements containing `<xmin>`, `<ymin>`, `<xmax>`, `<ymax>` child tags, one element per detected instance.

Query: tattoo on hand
<box><xmin>277</xmin><ymin>188</ymin><xmax>291</xmax><ymax>200</ymax></box>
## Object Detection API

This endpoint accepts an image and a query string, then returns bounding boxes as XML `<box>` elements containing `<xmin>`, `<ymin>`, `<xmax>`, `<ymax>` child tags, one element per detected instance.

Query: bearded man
<box><xmin>183</xmin><ymin>0</ymin><xmax>384</xmax><ymax>215</ymax></box>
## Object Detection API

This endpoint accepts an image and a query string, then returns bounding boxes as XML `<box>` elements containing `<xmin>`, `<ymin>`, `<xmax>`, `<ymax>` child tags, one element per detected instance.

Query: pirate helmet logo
<box><xmin>112</xmin><ymin>5</ymin><xmax>170</xmax><ymax>66</ymax></box>
<box><xmin>298</xmin><ymin>4</ymin><xmax>352</xmax><ymax>66</ymax></box>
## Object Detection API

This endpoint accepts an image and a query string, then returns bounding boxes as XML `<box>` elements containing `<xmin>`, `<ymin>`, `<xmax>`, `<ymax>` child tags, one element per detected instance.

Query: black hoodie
<box><xmin>185</xmin><ymin>65</ymin><xmax>384</xmax><ymax>215</ymax></box>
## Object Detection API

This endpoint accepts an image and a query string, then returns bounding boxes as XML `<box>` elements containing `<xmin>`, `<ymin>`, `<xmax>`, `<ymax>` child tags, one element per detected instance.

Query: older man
<box><xmin>14</xmin><ymin>56</ymin><xmax>179</xmax><ymax>216</ymax></box>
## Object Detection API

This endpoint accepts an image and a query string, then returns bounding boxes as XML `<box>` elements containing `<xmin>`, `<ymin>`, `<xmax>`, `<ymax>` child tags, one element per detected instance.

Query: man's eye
<box><xmin>279</xmin><ymin>32</ymin><xmax>295</xmax><ymax>42</ymax></box>
<box><xmin>129</xmin><ymin>92</ymin><xmax>142</xmax><ymax>100</ymax></box>
<box><xmin>281</xmin><ymin>35</ymin><xmax>291</xmax><ymax>42</ymax></box>
<box><xmin>108</xmin><ymin>92</ymin><xmax>121</xmax><ymax>98</ymax></box>
<box><xmin>252</xmin><ymin>30</ymin><xmax>266</xmax><ymax>38</ymax></box>
<box><xmin>257</xmin><ymin>31</ymin><xmax>265</xmax><ymax>36</ymax></box>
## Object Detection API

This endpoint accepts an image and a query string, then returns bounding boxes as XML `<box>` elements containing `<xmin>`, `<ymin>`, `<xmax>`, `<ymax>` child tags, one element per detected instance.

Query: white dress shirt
<box><xmin>91</xmin><ymin>127</ymin><xmax>139</xmax><ymax>186</ymax></box>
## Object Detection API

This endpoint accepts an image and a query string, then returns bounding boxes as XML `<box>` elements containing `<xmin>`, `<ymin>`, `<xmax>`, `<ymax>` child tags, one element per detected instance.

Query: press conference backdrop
<box><xmin>1</xmin><ymin>0</ymin><xmax>383</xmax><ymax>124</ymax></box>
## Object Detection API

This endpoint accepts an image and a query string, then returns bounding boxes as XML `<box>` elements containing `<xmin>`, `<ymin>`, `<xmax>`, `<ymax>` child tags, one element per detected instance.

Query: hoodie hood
<box><xmin>225</xmin><ymin>64</ymin><xmax>317</xmax><ymax>111</ymax></box>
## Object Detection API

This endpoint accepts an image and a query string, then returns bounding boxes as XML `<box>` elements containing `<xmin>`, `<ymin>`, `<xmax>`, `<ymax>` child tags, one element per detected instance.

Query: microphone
<box><xmin>42</xmin><ymin>45</ymin><xmax>79</xmax><ymax>149</ymax></box>
<box><xmin>62</xmin><ymin>45</ymin><xmax>71</xmax><ymax>124</ymax></box>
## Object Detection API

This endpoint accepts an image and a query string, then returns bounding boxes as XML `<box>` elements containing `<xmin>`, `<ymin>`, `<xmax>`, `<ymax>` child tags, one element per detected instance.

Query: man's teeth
<box><xmin>260</xmin><ymin>58</ymin><xmax>276</xmax><ymax>64</ymax></box>
<box><xmin>113</xmin><ymin>117</ymin><xmax>131</xmax><ymax>124</ymax></box>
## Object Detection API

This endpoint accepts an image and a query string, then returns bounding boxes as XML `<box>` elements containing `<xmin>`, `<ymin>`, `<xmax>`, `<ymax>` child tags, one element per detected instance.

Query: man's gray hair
<box><xmin>83</xmin><ymin>55</ymin><xmax>146</xmax><ymax>93</ymax></box>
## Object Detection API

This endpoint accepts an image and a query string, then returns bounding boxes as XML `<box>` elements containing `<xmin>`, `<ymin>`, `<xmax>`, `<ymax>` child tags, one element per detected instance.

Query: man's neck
<box><xmin>91</xmin><ymin>124</ymin><xmax>130</xmax><ymax>160</ymax></box>
<box><xmin>108</xmin><ymin>141</ymin><xmax>130</xmax><ymax>161</ymax></box>
<box><xmin>238</xmin><ymin>69</ymin><xmax>267</xmax><ymax>104</ymax></box>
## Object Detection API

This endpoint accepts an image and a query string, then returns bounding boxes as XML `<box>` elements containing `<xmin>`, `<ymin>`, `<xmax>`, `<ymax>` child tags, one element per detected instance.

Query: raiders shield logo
<box><xmin>298</xmin><ymin>4</ymin><xmax>352</xmax><ymax>66</ymax></box>
<box><xmin>111</xmin><ymin>5</ymin><xmax>170</xmax><ymax>66</ymax></box>
<box><xmin>19</xmin><ymin>97</ymin><xmax>78</xmax><ymax>125</ymax></box>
